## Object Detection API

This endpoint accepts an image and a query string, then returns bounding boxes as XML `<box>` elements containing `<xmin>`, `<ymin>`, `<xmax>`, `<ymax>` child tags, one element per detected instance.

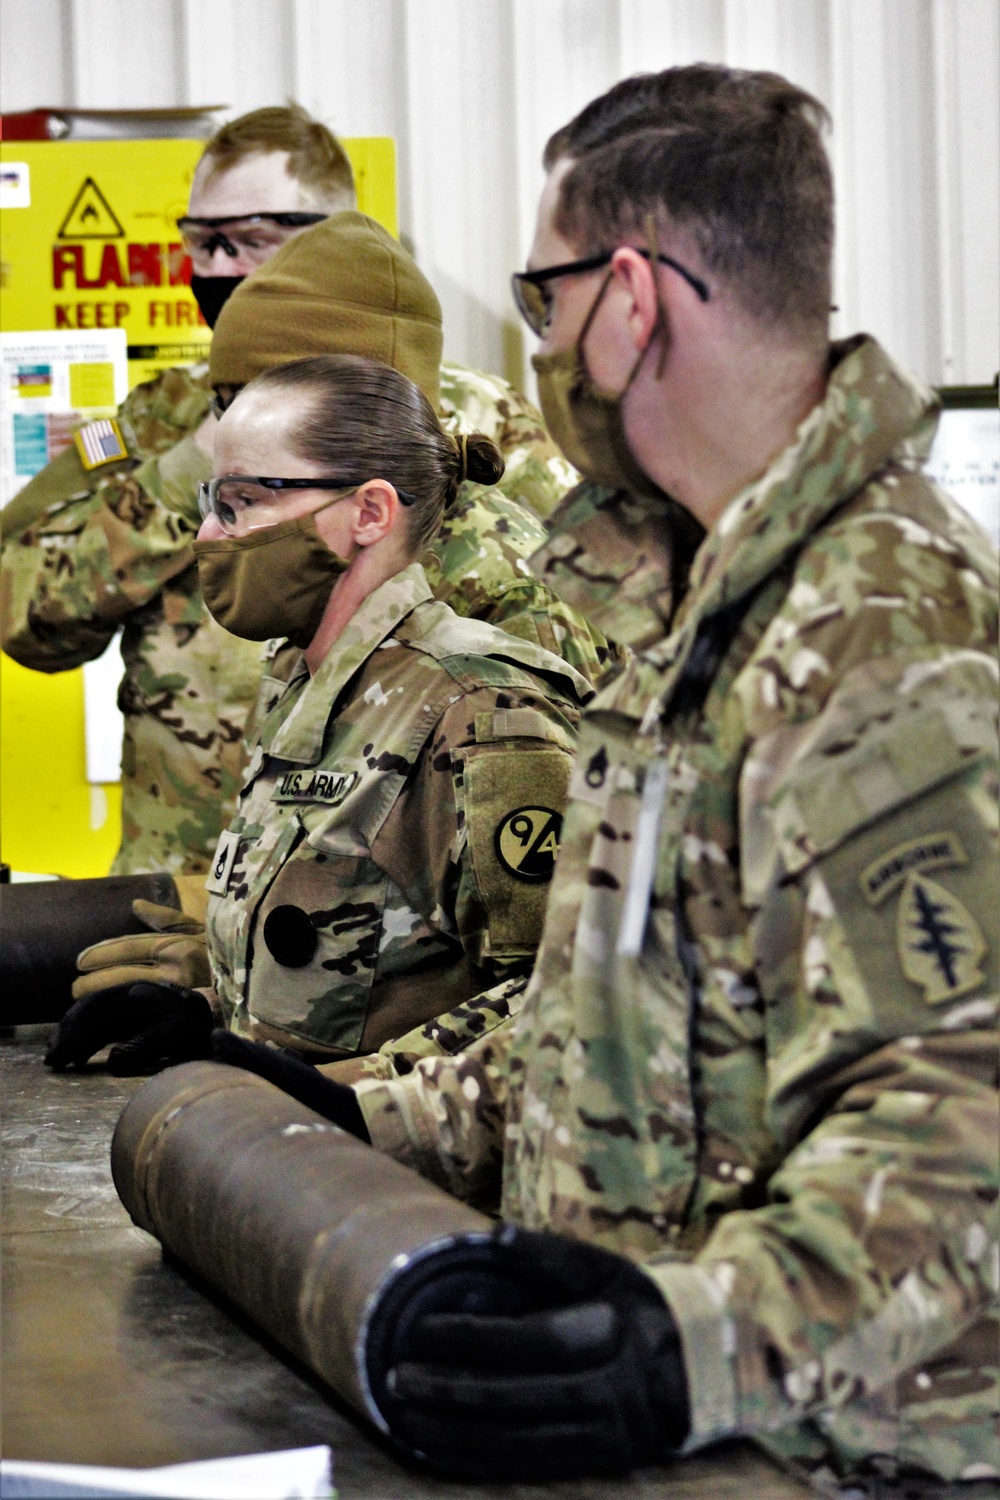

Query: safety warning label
<box><xmin>57</xmin><ymin>176</ymin><xmax>126</xmax><ymax>239</ymax></box>
<box><xmin>1</xmin><ymin>136</ymin><xmax>398</xmax><ymax>392</ymax></box>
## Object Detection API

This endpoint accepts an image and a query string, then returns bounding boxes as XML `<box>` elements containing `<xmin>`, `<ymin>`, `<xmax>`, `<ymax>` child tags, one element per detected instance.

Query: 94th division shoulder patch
<box><xmin>495</xmin><ymin>806</ymin><xmax>562</xmax><ymax>883</ymax></box>
<box><xmin>860</xmin><ymin>832</ymin><xmax>986</xmax><ymax>1004</ymax></box>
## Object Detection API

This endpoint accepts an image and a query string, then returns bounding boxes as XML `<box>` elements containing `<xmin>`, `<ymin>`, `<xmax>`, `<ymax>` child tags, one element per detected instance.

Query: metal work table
<box><xmin>2</xmin><ymin>1030</ymin><xmax>809</xmax><ymax>1498</ymax></box>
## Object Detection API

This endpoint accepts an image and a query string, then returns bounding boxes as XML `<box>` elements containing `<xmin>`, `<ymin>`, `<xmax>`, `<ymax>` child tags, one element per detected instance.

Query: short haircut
<box><xmin>545</xmin><ymin>67</ymin><xmax>834</xmax><ymax>339</ymax></box>
<box><xmin>200</xmin><ymin>103</ymin><xmax>356</xmax><ymax>212</ymax></box>
<box><xmin>249</xmin><ymin>355</ymin><xmax>504</xmax><ymax>553</ymax></box>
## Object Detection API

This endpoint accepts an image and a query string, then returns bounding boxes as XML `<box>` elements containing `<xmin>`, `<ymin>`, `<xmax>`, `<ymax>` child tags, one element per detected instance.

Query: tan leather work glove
<box><xmin>72</xmin><ymin>898</ymin><xmax>211</xmax><ymax>1000</ymax></box>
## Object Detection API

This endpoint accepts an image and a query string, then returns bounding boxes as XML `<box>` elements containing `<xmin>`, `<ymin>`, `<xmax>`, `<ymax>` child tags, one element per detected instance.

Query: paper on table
<box><xmin>0</xmin><ymin>1445</ymin><xmax>334</xmax><ymax>1499</ymax></box>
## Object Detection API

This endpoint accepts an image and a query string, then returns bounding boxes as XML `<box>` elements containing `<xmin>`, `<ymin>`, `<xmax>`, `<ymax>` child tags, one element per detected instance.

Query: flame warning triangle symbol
<box><xmin>58</xmin><ymin>177</ymin><xmax>125</xmax><ymax>239</ymax></box>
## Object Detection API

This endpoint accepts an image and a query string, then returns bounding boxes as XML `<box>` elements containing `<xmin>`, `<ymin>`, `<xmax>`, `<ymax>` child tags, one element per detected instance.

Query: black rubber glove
<box><xmin>365</xmin><ymin>1223</ymin><xmax>690</xmax><ymax>1482</ymax></box>
<box><xmin>209</xmin><ymin>1029</ymin><xmax>370</xmax><ymax>1141</ymax></box>
<box><xmin>44</xmin><ymin>981</ymin><xmax>214</xmax><ymax>1075</ymax></box>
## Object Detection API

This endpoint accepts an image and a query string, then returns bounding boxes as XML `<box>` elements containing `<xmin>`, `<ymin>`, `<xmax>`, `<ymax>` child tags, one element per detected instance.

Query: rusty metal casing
<box><xmin>111</xmin><ymin>1061</ymin><xmax>493</xmax><ymax>1427</ymax></box>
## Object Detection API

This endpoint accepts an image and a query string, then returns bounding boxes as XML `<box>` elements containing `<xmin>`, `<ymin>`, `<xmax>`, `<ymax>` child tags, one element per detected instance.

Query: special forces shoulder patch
<box><xmin>858</xmin><ymin>832</ymin><xmax>986</xmax><ymax>1005</ymax></box>
<box><xmin>73</xmin><ymin>417</ymin><xmax>128</xmax><ymax>471</ymax></box>
<box><xmin>896</xmin><ymin>873</ymin><xmax>986</xmax><ymax>1004</ymax></box>
<box><xmin>495</xmin><ymin>806</ymin><xmax>563</xmax><ymax>883</ymax></box>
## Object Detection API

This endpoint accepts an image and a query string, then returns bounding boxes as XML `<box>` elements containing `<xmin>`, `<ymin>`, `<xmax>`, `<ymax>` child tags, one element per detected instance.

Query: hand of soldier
<box><xmin>44</xmin><ymin>981</ymin><xmax>214</xmax><ymax>1076</ymax></box>
<box><xmin>71</xmin><ymin>899</ymin><xmax>211</xmax><ymax>1000</ymax></box>
<box><xmin>370</xmin><ymin>1225</ymin><xmax>690</xmax><ymax>1482</ymax></box>
<box><xmin>209</xmin><ymin>1030</ymin><xmax>370</xmax><ymax>1141</ymax></box>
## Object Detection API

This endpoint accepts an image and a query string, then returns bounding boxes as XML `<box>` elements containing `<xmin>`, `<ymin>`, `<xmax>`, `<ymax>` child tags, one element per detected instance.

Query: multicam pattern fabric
<box><xmin>422</xmin><ymin>484</ymin><xmax>619</xmax><ymax>683</ymax></box>
<box><xmin>318</xmin><ymin>973</ymin><xmax>528</xmax><ymax>1092</ymax></box>
<box><xmin>1</xmin><ymin>362</ymin><xmax>607</xmax><ymax>876</ymax></box>
<box><xmin>529</xmin><ymin>479</ymin><xmax>705</xmax><ymax>651</ymax></box>
<box><xmin>353</xmin><ymin>337</ymin><xmax>1000</xmax><ymax>1487</ymax></box>
<box><xmin>206</xmin><ymin>562</ymin><xmax>590</xmax><ymax>1056</ymax></box>
<box><xmin>438</xmin><ymin>360</ymin><xmax>579</xmax><ymax>521</ymax></box>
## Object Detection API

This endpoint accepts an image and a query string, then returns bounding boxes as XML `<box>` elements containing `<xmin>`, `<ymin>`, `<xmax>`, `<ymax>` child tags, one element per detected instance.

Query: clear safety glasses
<box><xmin>511</xmin><ymin>248</ymin><xmax>710</xmax><ymax>336</ymax></box>
<box><xmin>177</xmin><ymin>212</ymin><xmax>327</xmax><ymax>271</ymax></box>
<box><xmin>198</xmin><ymin>475</ymin><xmax>417</xmax><ymax>536</ymax></box>
<box><xmin>198</xmin><ymin>476</ymin><xmax>358</xmax><ymax>536</ymax></box>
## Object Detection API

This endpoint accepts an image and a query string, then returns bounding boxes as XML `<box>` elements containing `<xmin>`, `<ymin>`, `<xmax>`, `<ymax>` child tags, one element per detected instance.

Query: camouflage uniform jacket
<box><xmin>350</xmin><ymin>338</ymin><xmax>1000</xmax><ymax>1486</ymax></box>
<box><xmin>1</xmin><ymin>361</ymin><xmax>610</xmax><ymax>877</ymax></box>
<box><xmin>205</xmin><ymin>561</ymin><xmax>591</xmax><ymax>1057</ymax></box>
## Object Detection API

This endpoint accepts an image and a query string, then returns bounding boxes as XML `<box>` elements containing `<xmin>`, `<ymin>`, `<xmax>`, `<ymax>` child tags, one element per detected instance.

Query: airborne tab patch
<box><xmin>897</xmin><ymin>872</ymin><xmax>986</xmax><ymax>1004</ymax></box>
<box><xmin>73</xmin><ymin>417</ymin><xmax>128</xmax><ymax>471</ymax></box>
<box><xmin>860</xmin><ymin>831</ymin><xmax>967</xmax><ymax>905</ymax></box>
<box><xmin>272</xmin><ymin>768</ymin><xmax>359</xmax><ymax>806</ymax></box>
<box><xmin>495</xmin><ymin>806</ymin><xmax>562</xmax><ymax>883</ymax></box>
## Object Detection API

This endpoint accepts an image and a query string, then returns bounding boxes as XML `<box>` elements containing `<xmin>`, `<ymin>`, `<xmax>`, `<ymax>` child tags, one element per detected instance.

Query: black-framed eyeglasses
<box><xmin>177</xmin><ymin>212</ymin><xmax>327</xmax><ymax>267</ymax></box>
<box><xmin>198</xmin><ymin>474</ymin><xmax>416</xmax><ymax>536</ymax></box>
<box><xmin>511</xmin><ymin>248</ymin><xmax>710</xmax><ymax>336</ymax></box>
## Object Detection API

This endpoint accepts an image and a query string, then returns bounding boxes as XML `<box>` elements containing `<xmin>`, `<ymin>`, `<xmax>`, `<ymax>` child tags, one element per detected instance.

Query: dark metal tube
<box><xmin>0</xmin><ymin>872</ymin><xmax>180</xmax><ymax>1024</ymax></box>
<box><xmin>110</xmin><ymin>1062</ymin><xmax>492</xmax><ymax>1425</ymax></box>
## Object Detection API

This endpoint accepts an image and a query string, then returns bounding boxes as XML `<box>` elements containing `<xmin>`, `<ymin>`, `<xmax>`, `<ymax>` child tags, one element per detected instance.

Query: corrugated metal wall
<box><xmin>2</xmin><ymin>0</ymin><xmax>997</xmax><ymax>391</ymax></box>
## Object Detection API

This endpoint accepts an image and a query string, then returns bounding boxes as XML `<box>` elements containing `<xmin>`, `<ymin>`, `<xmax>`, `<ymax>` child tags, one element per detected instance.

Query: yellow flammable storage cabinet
<box><xmin>1</xmin><ymin>126</ymin><xmax>397</xmax><ymax>875</ymax></box>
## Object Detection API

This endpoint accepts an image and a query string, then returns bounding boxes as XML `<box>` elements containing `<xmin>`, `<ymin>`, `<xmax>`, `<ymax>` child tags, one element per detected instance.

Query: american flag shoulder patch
<box><xmin>73</xmin><ymin>417</ymin><xmax>129</xmax><ymax>471</ymax></box>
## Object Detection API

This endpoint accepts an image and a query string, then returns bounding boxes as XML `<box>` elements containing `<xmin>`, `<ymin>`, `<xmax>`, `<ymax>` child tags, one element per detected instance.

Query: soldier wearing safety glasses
<box><xmin>196</xmin><ymin>66</ymin><xmax>999</xmax><ymax>1491</ymax></box>
<box><xmin>44</xmin><ymin>354</ymin><xmax>592</xmax><ymax>1082</ymax></box>
<box><xmin>1</xmin><ymin>104</ymin><xmax>599</xmax><ymax>882</ymax></box>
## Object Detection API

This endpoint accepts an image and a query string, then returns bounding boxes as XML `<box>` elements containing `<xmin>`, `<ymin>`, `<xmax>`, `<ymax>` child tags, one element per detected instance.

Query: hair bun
<box><xmin>457</xmin><ymin>432</ymin><xmax>505</xmax><ymax>487</ymax></box>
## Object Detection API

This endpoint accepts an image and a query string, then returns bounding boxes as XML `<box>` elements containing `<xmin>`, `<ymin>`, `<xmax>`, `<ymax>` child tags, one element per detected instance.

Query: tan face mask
<box><xmin>194</xmin><ymin>506</ymin><xmax>352</xmax><ymax>648</ymax></box>
<box><xmin>532</xmin><ymin>268</ymin><xmax>667</xmax><ymax>502</ymax></box>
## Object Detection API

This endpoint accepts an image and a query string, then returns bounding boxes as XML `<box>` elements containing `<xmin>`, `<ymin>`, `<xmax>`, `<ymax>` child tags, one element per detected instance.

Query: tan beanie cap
<box><xmin>209</xmin><ymin>211</ymin><xmax>443</xmax><ymax>407</ymax></box>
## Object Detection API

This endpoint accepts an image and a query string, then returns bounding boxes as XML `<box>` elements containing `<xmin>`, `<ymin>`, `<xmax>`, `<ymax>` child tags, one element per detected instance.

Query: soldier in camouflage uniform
<box><xmin>208</xmin><ymin>555</ymin><xmax>589</xmax><ymax>1057</ymax></box>
<box><xmin>258</xmin><ymin>69</ymin><xmax>997</xmax><ymax>1491</ymax></box>
<box><xmin>1</xmin><ymin>120</ymin><xmax>602</xmax><ymax>880</ymax></box>
<box><xmin>46</xmin><ymin>356</ymin><xmax>592</xmax><ymax>1073</ymax></box>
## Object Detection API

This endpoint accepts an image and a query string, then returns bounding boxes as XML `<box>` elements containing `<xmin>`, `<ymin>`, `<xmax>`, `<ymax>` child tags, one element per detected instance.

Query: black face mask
<box><xmin>190</xmin><ymin>275</ymin><xmax>245</xmax><ymax>330</ymax></box>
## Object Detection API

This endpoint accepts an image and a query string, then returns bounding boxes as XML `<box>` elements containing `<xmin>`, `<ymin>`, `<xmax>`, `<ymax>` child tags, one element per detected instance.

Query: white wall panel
<box><xmin>0</xmin><ymin>0</ymin><xmax>71</xmax><ymax>111</ymax></box>
<box><xmin>942</xmin><ymin>0</ymin><xmax>1000</xmax><ymax>384</ymax></box>
<box><xmin>290</xmin><ymin>0</ymin><xmax>407</xmax><ymax>140</ymax></box>
<box><xmin>182</xmin><ymin>0</ymin><xmax>294</xmax><ymax>115</ymax></box>
<box><xmin>67</xmin><ymin>0</ymin><xmax>185</xmax><ymax>108</ymax></box>
<box><xmin>510</xmin><ymin>0</ymin><xmax>625</xmax><ymax>383</ymax></box>
<box><xmin>620</xmin><ymin>0</ymin><xmax>725</xmax><ymax>72</ymax></box>
<box><xmin>0</xmin><ymin>0</ymin><xmax>996</xmax><ymax>389</ymax></box>
<box><xmin>400</xmin><ymin>0</ymin><xmax>519</xmax><ymax>371</ymax></box>
<box><xmin>828</xmin><ymin>1</ymin><xmax>945</xmax><ymax>379</ymax></box>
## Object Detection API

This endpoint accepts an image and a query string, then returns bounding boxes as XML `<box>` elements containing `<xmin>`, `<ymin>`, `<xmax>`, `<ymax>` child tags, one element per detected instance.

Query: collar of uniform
<box><xmin>670</xmin><ymin>333</ymin><xmax>940</xmax><ymax>634</ymax></box>
<box><xmin>132</xmin><ymin>433</ymin><xmax>211</xmax><ymax>526</ymax></box>
<box><xmin>116</xmin><ymin>363</ymin><xmax>212</xmax><ymax>458</ymax></box>
<box><xmin>528</xmin><ymin>479</ymin><xmax>700</xmax><ymax>650</ymax></box>
<box><xmin>266</xmin><ymin>561</ymin><xmax>433</xmax><ymax>765</ymax></box>
<box><xmin>590</xmin><ymin>334</ymin><xmax>940</xmax><ymax>727</ymax></box>
<box><xmin>525</xmin><ymin>338</ymin><xmax>936</xmax><ymax>656</ymax></box>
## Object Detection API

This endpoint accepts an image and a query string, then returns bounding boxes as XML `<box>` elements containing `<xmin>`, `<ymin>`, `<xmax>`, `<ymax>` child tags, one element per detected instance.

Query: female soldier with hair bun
<box><xmin>46</xmin><ymin>354</ymin><xmax>592</xmax><ymax>1073</ymax></box>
